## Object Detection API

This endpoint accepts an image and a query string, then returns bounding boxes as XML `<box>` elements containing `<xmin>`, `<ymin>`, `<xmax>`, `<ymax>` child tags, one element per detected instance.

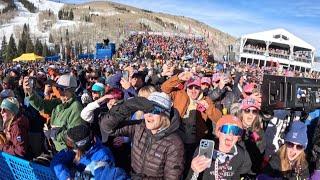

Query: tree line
<box><xmin>58</xmin><ymin>9</ymin><xmax>74</xmax><ymax>20</ymax></box>
<box><xmin>0</xmin><ymin>24</ymin><xmax>54</xmax><ymax>63</ymax></box>
<box><xmin>20</xmin><ymin>0</ymin><xmax>37</xmax><ymax>13</ymax></box>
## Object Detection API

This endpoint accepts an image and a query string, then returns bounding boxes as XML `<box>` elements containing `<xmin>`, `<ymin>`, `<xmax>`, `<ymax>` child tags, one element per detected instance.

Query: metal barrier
<box><xmin>0</xmin><ymin>151</ymin><xmax>57</xmax><ymax>180</ymax></box>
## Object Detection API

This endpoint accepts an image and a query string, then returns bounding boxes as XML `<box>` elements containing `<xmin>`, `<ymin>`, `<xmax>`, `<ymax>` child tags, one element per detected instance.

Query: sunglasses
<box><xmin>243</xmin><ymin>109</ymin><xmax>259</xmax><ymax>115</ymax></box>
<box><xmin>149</xmin><ymin>106</ymin><xmax>166</xmax><ymax>115</ymax></box>
<box><xmin>90</xmin><ymin>77</ymin><xmax>99</xmax><ymax>80</ymax></box>
<box><xmin>188</xmin><ymin>85</ymin><xmax>201</xmax><ymax>90</ymax></box>
<box><xmin>286</xmin><ymin>141</ymin><xmax>304</xmax><ymax>150</ymax></box>
<box><xmin>220</xmin><ymin>124</ymin><xmax>243</xmax><ymax>136</ymax></box>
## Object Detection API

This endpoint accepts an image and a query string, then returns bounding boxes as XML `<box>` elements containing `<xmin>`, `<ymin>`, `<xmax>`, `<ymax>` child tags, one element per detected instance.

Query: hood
<box><xmin>153</xmin><ymin>108</ymin><xmax>181</xmax><ymax>140</ymax></box>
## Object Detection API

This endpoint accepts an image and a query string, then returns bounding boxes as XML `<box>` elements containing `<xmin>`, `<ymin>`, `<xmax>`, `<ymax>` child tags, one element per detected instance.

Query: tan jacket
<box><xmin>161</xmin><ymin>75</ymin><xmax>222</xmax><ymax>140</ymax></box>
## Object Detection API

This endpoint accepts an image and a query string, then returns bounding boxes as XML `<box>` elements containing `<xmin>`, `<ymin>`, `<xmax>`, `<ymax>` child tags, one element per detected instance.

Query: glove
<box><xmin>81</xmin><ymin>92</ymin><xmax>92</xmax><ymax>104</ymax></box>
<box><xmin>50</xmin><ymin>127</ymin><xmax>61</xmax><ymax>140</ymax></box>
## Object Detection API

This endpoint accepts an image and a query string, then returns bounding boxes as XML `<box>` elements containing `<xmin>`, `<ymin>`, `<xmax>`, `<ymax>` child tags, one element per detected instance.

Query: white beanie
<box><xmin>147</xmin><ymin>92</ymin><xmax>172</xmax><ymax>111</ymax></box>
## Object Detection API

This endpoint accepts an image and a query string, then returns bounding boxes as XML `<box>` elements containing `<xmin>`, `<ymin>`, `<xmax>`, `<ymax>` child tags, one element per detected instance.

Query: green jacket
<box><xmin>28</xmin><ymin>93</ymin><xmax>84</xmax><ymax>151</ymax></box>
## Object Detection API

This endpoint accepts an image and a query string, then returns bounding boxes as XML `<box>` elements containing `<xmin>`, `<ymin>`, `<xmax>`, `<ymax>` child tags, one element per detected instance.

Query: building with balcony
<box><xmin>236</xmin><ymin>28</ymin><xmax>316</xmax><ymax>72</ymax></box>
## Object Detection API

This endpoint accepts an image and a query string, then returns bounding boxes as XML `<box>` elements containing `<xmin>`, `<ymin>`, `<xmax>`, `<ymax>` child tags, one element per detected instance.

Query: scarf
<box><xmin>183</xmin><ymin>92</ymin><xmax>204</xmax><ymax>118</ymax></box>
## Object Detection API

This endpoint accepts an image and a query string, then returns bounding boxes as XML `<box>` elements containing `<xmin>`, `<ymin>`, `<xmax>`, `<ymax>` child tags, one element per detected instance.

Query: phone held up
<box><xmin>198</xmin><ymin>139</ymin><xmax>215</xmax><ymax>167</ymax></box>
<box><xmin>122</xmin><ymin>70</ymin><xmax>129</xmax><ymax>81</ymax></box>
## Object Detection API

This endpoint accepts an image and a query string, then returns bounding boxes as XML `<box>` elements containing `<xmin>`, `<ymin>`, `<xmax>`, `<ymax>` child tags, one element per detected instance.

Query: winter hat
<box><xmin>186</xmin><ymin>77</ymin><xmax>201</xmax><ymax>88</ymax></box>
<box><xmin>285</xmin><ymin>121</ymin><xmax>308</xmax><ymax>149</ymax></box>
<box><xmin>215</xmin><ymin>115</ymin><xmax>243</xmax><ymax>135</ymax></box>
<box><xmin>1</xmin><ymin>97</ymin><xmax>19</xmax><ymax>115</ymax></box>
<box><xmin>148</xmin><ymin>92</ymin><xmax>172</xmax><ymax>115</ymax></box>
<box><xmin>0</xmin><ymin>89</ymin><xmax>14</xmax><ymax>99</ymax></box>
<box><xmin>241</xmin><ymin>97</ymin><xmax>261</xmax><ymax>110</ymax></box>
<box><xmin>66</xmin><ymin>124</ymin><xmax>92</xmax><ymax>150</ymax></box>
<box><xmin>92</xmin><ymin>82</ymin><xmax>105</xmax><ymax>93</ymax></box>
<box><xmin>56</xmin><ymin>74</ymin><xmax>77</xmax><ymax>89</ymax></box>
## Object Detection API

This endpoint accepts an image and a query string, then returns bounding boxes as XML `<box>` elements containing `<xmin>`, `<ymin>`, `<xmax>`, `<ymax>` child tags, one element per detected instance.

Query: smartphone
<box><xmin>198</xmin><ymin>139</ymin><xmax>215</xmax><ymax>160</ymax></box>
<box><xmin>122</xmin><ymin>70</ymin><xmax>129</xmax><ymax>81</ymax></box>
<box><xmin>29</xmin><ymin>77</ymin><xmax>35</xmax><ymax>89</ymax></box>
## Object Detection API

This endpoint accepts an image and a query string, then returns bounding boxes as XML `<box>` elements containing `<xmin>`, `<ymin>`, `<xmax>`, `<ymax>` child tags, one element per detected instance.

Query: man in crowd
<box><xmin>23</xmin><ymin>74</ymin><xmax>85</xmax><ymax>152</ymax></box>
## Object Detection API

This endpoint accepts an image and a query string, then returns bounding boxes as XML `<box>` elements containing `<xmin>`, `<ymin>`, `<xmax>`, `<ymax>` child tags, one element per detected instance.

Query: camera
<box><xmin>261</xmin><ymin>74</ymin><xmax>320</xmax><ymax>111</ymax></box>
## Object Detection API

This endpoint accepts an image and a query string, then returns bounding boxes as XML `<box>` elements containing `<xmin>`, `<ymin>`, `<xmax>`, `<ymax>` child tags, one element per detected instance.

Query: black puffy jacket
<box><xmin>100</xmin><ymin>97</ymin><xmax>185</xmax><ymax>180</ymax></box>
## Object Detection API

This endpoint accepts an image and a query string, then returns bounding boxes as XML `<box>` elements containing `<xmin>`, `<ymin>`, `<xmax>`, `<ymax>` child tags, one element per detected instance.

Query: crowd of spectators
<box><xmin>0</xmin><ymin>33</ymin><xmax>320</xmax><ymax>180</ymax></box>
<box><xmin>117</xmin><ymin>34</ymin><xmax>210</xmax><ymax>63</ymax></box>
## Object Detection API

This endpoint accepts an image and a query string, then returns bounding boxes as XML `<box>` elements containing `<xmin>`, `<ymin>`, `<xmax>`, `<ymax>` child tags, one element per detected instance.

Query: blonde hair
<box><xmin>138</xmin><ymin>85</ymin><xmax>156</xmax><ymax>98</ymax></box>
<box><xmin>159</xmin><ymin>113</ymin><xmax>171</xmax><ymax>130</ymax></box>
<box><xmin>278</xmin><ymin>144</ymin><xmax>307</xmax><ymax>172</ymax></box>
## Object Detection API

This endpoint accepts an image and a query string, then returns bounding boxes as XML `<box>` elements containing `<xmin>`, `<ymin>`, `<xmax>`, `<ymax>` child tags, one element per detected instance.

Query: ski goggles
<box><xmin>220</xmin><ymin>124</ymin><xmax>243</xmax><ymax>136</ymax></box>
<box><xmin>150</xmin><ymin>106</ymin><xmax>170</xmax><ymax>115</ymax></box>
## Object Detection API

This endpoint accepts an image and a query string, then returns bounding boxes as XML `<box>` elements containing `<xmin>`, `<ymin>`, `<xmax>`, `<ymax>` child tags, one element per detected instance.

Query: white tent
<box><xmin>241</xmin><ymin>28</ymin><xmax>315</xmax><ymax>51</ymax></box>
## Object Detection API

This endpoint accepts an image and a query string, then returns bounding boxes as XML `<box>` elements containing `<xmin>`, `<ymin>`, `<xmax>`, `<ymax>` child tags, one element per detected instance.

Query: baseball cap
<box><xmin>186</xmin><ymin>77</ymin><xmax>201</xmax><ymax>87</ymax></box>
<box><xmin>56</xmin><ymin>75</ymin><xmax>77</xmax><ymax>89</ymax></box>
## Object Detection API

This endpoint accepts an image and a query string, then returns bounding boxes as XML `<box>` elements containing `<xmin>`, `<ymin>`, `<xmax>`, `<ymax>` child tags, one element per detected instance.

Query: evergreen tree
<box><xmin>5</xmin><ymin>34</ymin><xmax>17</xmax><ymax>63</ymax></box>
<box><xmin>49</xmin><ymin>33</ymin><xmax>54</xmax><ymax>43</ymax></box>
<box><xmin>26</xmin><ymin>37</ymin><xmax>34</xmax><ymax>53</ymax></box>
<box><xmin>42</xmin><ymin>42</ymin><xmax>48</xmax><ymax>57</ymax></box>
<box><xmin>34</xmin><ymin>38</ymin><xmax>43</xmax><ymax>55</ymax></box>
<box><xmin>69</xmin><ymin>9</ymin><xmax>74</xmax><ymax>20</ymax></box>
<box><xmin>79</xmin><ymin>43</ymin><xmax>82</xmax><ymax>54</ymax></box>
<box><xmin>17</xmin><ymin>40</ymin><xmax>25</xmax><ymax>56</ymax></box>
<box><xmin>58</xmin><ymin>9</ymin><xmax>62</xmax><ymax>20</ymax></box>
<box><xmin>0</xmin><ymin>36</ymin><xmax>7</xmax><ymax>60</ymax></box>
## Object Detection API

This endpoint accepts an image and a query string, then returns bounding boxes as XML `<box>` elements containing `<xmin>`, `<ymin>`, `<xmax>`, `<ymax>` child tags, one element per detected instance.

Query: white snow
<box><xmin>0</xmin><ymin>3</ymin><xmax>5</xmax><ymax>11</ymax></box>
<box><xmin>28</xmin><ymin>0</ymin><xmax>64</xmax><ymax>15</ymax></box>
<box><xmin>0</xmin><ymin>0</ymin><xmax>67</xmax><ymax>50</ymax></box>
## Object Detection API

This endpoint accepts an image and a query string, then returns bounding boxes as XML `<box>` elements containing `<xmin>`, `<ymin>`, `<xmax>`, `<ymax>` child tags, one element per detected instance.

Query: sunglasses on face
<box><xmin>243</xmin><ymin>109</ymin><xmax>259</xmax><ymax>115</ymax></box>
<box><xmin>188</xmin><ymin>85</ymin><xmax>201</xmax><ymax>90</ymax></box>
<box><xmin>220</xmin><ymin>124</ymin><xmax>243</xmax><ymax>136</ymax></box>
<box><xmin>286</xmin><ymin>141</ymin><xmax>304</xmax><ymax>150</ymax></box>
<box><xmin>90</xmin><ymin>77</ymin><xmax>98</xmax><ymax>80</ymax></box>
<box><xmin>149</xmin><ymin>106</ymin><xmax>166</xmax><ymax>115</ymax></box>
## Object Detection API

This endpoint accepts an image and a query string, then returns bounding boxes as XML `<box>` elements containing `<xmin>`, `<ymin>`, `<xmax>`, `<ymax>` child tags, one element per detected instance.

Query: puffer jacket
<box><xmin>161</xmin><ymin>75</ymin><xmax>222</xmax><ymax>140</ymax></box>
<box><xmin>100</xmin><ymin>97</ymin><xmax>185</xmax><ymax>180</ymax></box>
<box><xmin>28</xmin><ymin>92</ymin><xmax>85</xmax><ymax>151</ymax></box>
<box><xmin>51</xmin><ymin>138</ymin><xmax>115</xmax><ymax>180</ymax></box>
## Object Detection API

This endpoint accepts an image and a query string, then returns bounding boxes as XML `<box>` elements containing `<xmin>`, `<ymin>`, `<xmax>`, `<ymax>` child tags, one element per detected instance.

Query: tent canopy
<box><xmin>241</xmin><ymin>28</ymin><xmax>315</xmax><ymax>51</ymax></box>
<box><xmin>13</xmin><ymin>53</ymin><xmax>44</xmax><ymax>62</ymax></box>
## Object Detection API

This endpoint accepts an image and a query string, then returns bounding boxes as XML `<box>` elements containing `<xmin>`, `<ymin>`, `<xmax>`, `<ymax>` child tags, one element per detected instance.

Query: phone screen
<box><xmin>198</xmin><ymin>139</ymin><xmax>215</xmax><ymax>160</ymax></box>
<box><xmin>122</xmin><ymin>71</ymin><xmax>129</xmax><ymax>80</ymax></box>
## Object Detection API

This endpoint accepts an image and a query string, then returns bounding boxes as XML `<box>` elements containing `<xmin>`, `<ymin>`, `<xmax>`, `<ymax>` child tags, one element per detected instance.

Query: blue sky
<box><xmin>60</xmin><ymin>0</ymin><xmax>320</xmax><ymax>53</ymax></box>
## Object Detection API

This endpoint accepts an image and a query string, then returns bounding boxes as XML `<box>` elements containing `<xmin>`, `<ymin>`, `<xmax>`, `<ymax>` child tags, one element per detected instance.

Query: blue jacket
<box><xmin>51</xmin><ymin>139</ymin><xmax>115</xmax><ymax>180</ymax></box>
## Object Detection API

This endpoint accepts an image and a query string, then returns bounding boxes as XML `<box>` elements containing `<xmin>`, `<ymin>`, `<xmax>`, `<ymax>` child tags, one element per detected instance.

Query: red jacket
<box><xmin>0</xmin><ymin>114</ymin><xmax>29</xmax><ymax>157</ymax></box>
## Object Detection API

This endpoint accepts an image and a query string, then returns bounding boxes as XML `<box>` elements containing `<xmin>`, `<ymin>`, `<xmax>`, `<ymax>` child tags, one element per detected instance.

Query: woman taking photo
<box><xmin>259</xmin><ymin>121</ymin><xmax>309</xmax><ymax>179</ymax></box>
